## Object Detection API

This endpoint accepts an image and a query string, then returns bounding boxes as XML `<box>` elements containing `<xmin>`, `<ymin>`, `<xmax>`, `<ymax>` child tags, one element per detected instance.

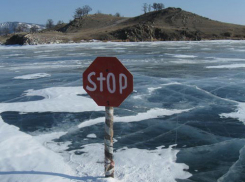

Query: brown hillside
<box><xmin>3</xmin><ymin>7</ymin><xmax>245</xmax><ymax>44</ymax></box>
<box><xmin>110</xmin><ymin>7</ymin><xmax>245</xmax><ymax>41</ymax></box>
<box><xmin>59</xmin><ymin>7</ymin><xmax>245</xmax><ymax>41</ymax></box>
<box><xmin>59</xmin><ymin>14</ymin><xmax>128</xmax><ymax>32</ymax></box>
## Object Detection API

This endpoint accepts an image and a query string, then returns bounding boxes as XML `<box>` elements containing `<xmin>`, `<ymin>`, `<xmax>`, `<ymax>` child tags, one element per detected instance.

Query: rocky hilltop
<box><xmin>3</xmin><ymin>8</ymin><xmax>245</xmax><ymax>45</ymax></box>
<box><xmin>110</xmin><ymin>8</ymin><xmax>245</xmax><ymax>41</ymax></box>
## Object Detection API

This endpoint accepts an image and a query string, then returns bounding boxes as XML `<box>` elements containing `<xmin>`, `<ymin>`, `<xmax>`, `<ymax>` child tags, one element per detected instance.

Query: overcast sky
<box><xmin>1</xmin><ymin>0</ymin><xmax>245</xmax><ymax>25</ymax></box>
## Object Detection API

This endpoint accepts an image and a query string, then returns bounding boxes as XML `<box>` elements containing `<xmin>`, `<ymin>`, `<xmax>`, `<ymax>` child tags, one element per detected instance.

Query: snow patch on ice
<box><xmin>14</xmin><ymin>73</ymin><xmax>51</xmax><ymax>80</ymax></box>
<box><xmin>67</xmin><ymin>143</ymin><xmax>191</xmax><ymax>182</ymax></box>
<box><xmin>148</xmin><ymin>87</ymin><xmax>162</xmax><ymax>93</ymax></box>
<box><xmin>0</xmin><ymin>87</ymin><xmax>103</xmax><ymax>113</ymax></box>
<box><xmin>173</xmin><ymin>54</ymin><xmax>197</xmax><ymax>58</ymax></box>
<box><xmin>220</xmin><ymin>102</ymin><xmax>245</xmax><ymax>124</ymax></box>
<box><xmin>8</xmin><ymin>54</ymin><xmax>24</xmax><ymax>57</ymax></box>
<box><xmin>87</xmin><ymin>133</ymin><xmax>97</xmax><ymax>138</ymax></box>
<box><xmin>170</xmin><ymin>60</ymin><xmax>198</xmax><ymax>64</ymax></box>
<box><xmin>0</xmin><ymin>116</ymin><xmax>75</xmax><ymax>182</ymax></box>
<box><xmin>78</xmin><ymin>108</ymin><xmax>191</xmax><ymax>128</ymax></box>
<box><xmin>166</xmin><ymin>53</ymin><xmax>197</xmax><ymax>58</ymax></box>
<box><xmin>132</xmin><ymin>94</ymin><xmax>144</xmax><ymax>99</ymax></box>
<box><xmin>161</xmin><ymin>82</ymin><xmax>182</xmax><ymax>86</ymax></box>
<box><xmin>206</xmin><ymin>64</ymin><xmax>245</xmax><ymax>69</ymax></box>
<box><xmin>34</xmin><ymin>50</ymin><xmax>54</xmax><ymax>53</ymax></box>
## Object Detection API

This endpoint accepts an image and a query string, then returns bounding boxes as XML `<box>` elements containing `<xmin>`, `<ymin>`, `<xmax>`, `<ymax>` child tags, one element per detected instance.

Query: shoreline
<box><xmin>1</xmin><ymin>34</ymin><xmax>245</xmax><ymax>46</ymax></box>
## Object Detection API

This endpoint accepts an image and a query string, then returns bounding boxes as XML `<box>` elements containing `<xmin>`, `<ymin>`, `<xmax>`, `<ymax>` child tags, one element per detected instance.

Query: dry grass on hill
<box><xmin>2</xmin><ymin>8</ymin><xmax>245</xmax><ymax>44</ymax></box>
<box><xmin>58</xmin><ymin>8</ymin><xmax>245</xmax><ymax>41</ymax></box>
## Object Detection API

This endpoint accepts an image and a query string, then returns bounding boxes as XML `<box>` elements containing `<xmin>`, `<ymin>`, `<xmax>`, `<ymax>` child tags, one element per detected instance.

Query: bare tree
<box><xmin>114</xmin><ymin>12</ymin><xmax>121</xmax><ymax>17</ymax></box>
<box><xmin>15</xmin><ymin>25</ymin><xmax>23</xmax><ymax>33</ymax></box>
<box><xmin>148</xmin><ymin>4</ymin><xmax>152</xmax><ymax>12</ymax></box>
<box><xmin>82</xmin><ymin>5</ymin><xmax>92</xmax><ymax>16</ymax></box>
<box><xmin>143</xmin><ymin>3</ymin><xmax>148</xmax><ymax>14</ymax></box>
<box><xmin>152</xmin><ymin>3</ymin><xmax>158</xmax><ymax>11</ymax></box>
<box><xmin>30</xmin><ymin>25</ymin><xmax>39</xmax><ymax>33</ymax></box>
<box><xmin>74</xmin><ymin>5</ymin><xmax>92</xmax><ymax>19</ymax></box>
<box><xmin>20</xmin><ymin>24</ymin><xmax>28</xmax><ymax>32</ymax></box>
<box><xmin>74</xmin><ymin>7</ymin><xmax>84</xmax><ymax>19</ymax></box>
<box><xmin>12</xmin><ymin>24</ymin><xmax>18</xmax><ymax>34</ymax></box>
<box><xmin>152</xmin><ymin>3</ymin><xmax>165</xmax><ymax>11</ymax></box>
<box><xmin>46</xmin><ymin>19</ymin><xmax>54</xmax><ymax>29</ymax></box>
<box><xmin>2</xmin><ymin>27</ymin><xmax>10</xmax><ymax>36</ymax></box>
<box><xmin>57</xmin><ymin>20</ymin><xmax>64</xmax><ymax>25</ymax></box>
<box><xmin>15</xmin><ymin>24</ymin><xmax>28</xmax><ymax>33</ymax></box>
<box><xmin>157</xmin><ymin>3</ymin><xmax>165</xmax><ymax>10</ymax></box>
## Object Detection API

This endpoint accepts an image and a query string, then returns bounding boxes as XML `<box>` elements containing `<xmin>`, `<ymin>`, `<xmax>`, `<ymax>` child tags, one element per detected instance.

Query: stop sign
<box><xmin>83</xmin><ymin>57</ymin><xmax>133</xmax><ymax>107</ymax></box>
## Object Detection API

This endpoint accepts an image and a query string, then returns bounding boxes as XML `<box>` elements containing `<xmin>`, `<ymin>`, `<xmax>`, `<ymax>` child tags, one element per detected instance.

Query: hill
<box><xmin>3</xmin><ymin>8</ymin><xmax>245</xmax><ymax>45</ymax></box>
<box><xmin>112</xmin><ymin>7</ymin><xmax>245</xmax><ymax>41</ymax></box>
<box><xmin>0</xmin><ymin>22</ymin><xmax>45</xmax><ymax>35</ymax></box>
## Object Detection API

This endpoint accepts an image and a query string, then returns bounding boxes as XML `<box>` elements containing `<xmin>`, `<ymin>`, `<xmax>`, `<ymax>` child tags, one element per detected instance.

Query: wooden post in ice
<box><xmin>104</xmin><ymin>106</ymin><xmax>114</xmax><ymax>178</ymax></box>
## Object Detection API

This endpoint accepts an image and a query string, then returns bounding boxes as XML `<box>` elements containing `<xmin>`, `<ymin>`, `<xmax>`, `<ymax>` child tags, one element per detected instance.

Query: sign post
<box><xmin>105</xmin><ymin>106</ymin><xmax>114</xmax><ymax>177</ymax></box>
<box><xmin>83</xmin><ymin>57</ymin><xmax>133</xmax><ymax>178</ymax></box>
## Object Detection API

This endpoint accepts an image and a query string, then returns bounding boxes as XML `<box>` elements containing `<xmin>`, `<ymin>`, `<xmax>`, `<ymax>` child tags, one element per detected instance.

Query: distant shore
<box><xmin>2</xmin><ymin>8</ymin><xmax>245</xmax><ymax>45</ymax></box>
<box><xmin>1</xmin><ymin>33</ymin><xmax>245</xmax><ymax>46</ymax></box>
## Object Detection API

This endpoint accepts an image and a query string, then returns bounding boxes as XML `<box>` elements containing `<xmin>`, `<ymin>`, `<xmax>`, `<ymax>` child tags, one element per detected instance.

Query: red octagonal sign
<box><xmin>83</xmin><ymin>57</ymin><xmax>133</xmax><ymax>107</ymax></box>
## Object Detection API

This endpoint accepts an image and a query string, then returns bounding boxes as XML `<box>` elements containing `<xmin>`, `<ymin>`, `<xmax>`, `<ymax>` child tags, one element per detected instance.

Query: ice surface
<box><xmin>0</xmin><ymin>83</ymin><xmax>192</xmax><ymax>181</ymax></box>
<box><xmin>0</xmin><ymin>114</ymin><xmax>192</xmax><ymax>182</ymax></box>
<box><xmin>1</xmin><ymin>40</ymin><xmax>245</xmax><ymax>182</ymax></box>
<box><xmin>9</xmin><ymin>63</ymin><xmax>82</xmax><ymax>71</ymax></box>
<box><xmin>217</xmin><ymin>145</ymin><xmax>245</xmax><ymax>182</ymax></box>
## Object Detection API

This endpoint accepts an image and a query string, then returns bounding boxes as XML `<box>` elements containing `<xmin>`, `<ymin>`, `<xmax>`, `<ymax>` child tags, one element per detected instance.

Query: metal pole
<box><xmin>104</xmin><ymin>106</ymin><xmax>114</xmax><ymax>178</ymax></box>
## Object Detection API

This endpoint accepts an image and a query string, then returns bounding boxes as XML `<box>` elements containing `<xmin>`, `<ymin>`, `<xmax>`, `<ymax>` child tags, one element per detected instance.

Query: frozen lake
<box><xmin>0</xmin><ymin>40</ymin><xmax>245</xmax><ymax>182</ymax></box>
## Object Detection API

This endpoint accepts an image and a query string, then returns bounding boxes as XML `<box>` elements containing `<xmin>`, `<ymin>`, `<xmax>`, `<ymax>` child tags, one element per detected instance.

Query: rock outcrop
<box><xmin>5</xmin><ymin>34</ymin><xmax>27</xmax><ymax>45</ymax></box>
<box><xmin>5</xmin><ymin>32</ymin><xmax>68</xmax><ymax>45</ymax></box>
<box><xmin>110</xmin><ymin>23</ymin><xmax>202</xmax><ymax>41</ymax></box>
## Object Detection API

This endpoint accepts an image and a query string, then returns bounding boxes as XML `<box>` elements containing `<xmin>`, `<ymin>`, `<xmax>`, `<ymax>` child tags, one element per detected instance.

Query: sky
<box><xmin>0</xmin><ymin>0</ymin><xmax>245</xmax><ymax>25</ymax></box>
